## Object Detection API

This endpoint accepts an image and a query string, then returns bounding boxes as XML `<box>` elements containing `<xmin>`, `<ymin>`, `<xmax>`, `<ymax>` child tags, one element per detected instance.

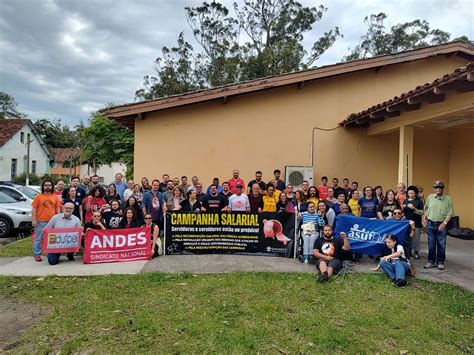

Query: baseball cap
<box><xmin>433</xmin><ymin>181</ymin><xmax>445</xmax><ymax>189</ymax></box>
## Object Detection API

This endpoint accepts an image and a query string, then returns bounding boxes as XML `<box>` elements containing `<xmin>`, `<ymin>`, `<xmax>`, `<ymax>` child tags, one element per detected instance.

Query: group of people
<box><xmin>32</xmin><ymin>170</ymin><xmax>454</xmax><ymax>286</ymax></box>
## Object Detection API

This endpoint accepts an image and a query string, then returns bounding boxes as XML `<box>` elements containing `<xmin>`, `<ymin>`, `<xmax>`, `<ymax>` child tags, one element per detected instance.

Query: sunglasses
<box><xmin>393</xmin><ymin>212</ymin><xmax>402</xmax><ymax>215</ymax></box>
<box><xmin>144</xmin><ymin>217</ymin><xmax>152</xmax><ymax>220</ymax></box>
<box><xmin>434</xmin><ymin>186</ymin><xmax>444</xmax><ymax>189</ymax></box>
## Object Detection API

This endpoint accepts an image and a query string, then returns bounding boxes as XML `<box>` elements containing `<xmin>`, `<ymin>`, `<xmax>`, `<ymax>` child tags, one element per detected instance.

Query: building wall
<box><xmin>0</xmin><ymin>124</ymin><xmax>50</xmax><ymax>181</ymax></box>
<box><xmin>134</xmin><ymin>55</ymin><xmax>468</xmax><ymax>192</ymax></box>
<box><xmin>448</xmin><ymin>129</ymin><xmax>474</xmax><ymax>227</ymax></box>
<box><xmin>79</xmin><ymin>162</ymin><xmax>126</xmax><ymax>184</ymax></box>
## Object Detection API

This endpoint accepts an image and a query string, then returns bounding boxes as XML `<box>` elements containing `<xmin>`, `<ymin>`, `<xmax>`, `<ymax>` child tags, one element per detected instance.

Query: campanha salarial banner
<box><xmin>334</xmin><ymin>214</ymin><xmax>409</xmax><ymax>256</ymax></box>
<box><xmin>83</xmin><ymin>226</ymin><xmax>152</xmax><ymax>264</ymax></box>
<box><xmin>165</xmin><ymin>212</ymin><xmax>295</xmax><ymax>257</ymax></box>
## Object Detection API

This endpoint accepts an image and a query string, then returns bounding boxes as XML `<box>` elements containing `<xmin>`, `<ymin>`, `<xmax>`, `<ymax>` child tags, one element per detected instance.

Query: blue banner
<box><xmin>334</xmin><ymin>215</ymin><xmax>409</xmax><ymax>256</ymax></box>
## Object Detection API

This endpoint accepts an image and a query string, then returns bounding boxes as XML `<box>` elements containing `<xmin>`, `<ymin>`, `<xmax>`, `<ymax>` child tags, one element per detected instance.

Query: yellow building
<box><xmin>104</xmin><ymin>42</ymin><xmax>474</xmax><ymax>227</ymax></box>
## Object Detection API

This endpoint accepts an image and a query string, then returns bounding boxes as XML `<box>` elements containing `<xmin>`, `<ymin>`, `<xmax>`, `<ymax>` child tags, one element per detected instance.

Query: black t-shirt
<box><xmin>196</xmin><ymin>193</ymin><xmax>208</xmax><ymax>207</ymax></box>
<box><xmin>83</xmin><ymin>221</ymin><xmax>103</xmax><ymax>233</ymax></box>
<box><xmin>247</xmin><ymin>180</ymin><xmax>266</xmax><ymax>191</ymax></box>
<box><xmin>377</xmin><ymin>200</ymin><xmax>400</xmax><ymax>219</ymax></box>
<box><xmin>248</xmin><ymin>193</ymin><xmax>264</xmax><ymax>213</ymax></box>
<box><xmin>105</xmin><ymin>194</ymin><xmax>121</xmax><ymax>205</ymax></box>
<box><xmin>403</xmin><ymin>198</ymin><xmax>424</xmax><ymax>228</ymax></box>
<box><xmin>206</xmin><ymin>194</ymin><xmax>227</xmax><ymax>213</ymax></box>
<box><xmin>62</xmin><ymin>187</ymin><xmax>87</xmax><ymax>201</ymax></box>
<box><xmin>313</xmin><ymin>236</ymin><xmax>345</xmax><ymax>260</ymax></box>
<box><xmin>63</xmin><ymin>197</ymin><xmax>82</xmax><ymax>220</ymax></box>
<box><xmin>180</xmin><ymin>199</ymin><xmax>202</xmax><ymax>212</ymax></box>
<box><xmin>119</xmin><ymin>219</ymin><xmax>140</xmax><ymax>229</ymax></box>
<box><xmin>219</xmin><ymin>192</ymin><xmax>232</xmax><ymax>206</ymax></box>
<box><xmin>103</xmin><ymin>210</ymin><xmax>122</xmax><ymax>229</ymax></box>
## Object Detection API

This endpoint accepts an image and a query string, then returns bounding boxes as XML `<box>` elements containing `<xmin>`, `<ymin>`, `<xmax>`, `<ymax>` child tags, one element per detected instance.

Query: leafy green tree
<box><xmin>34</xmin><ymin>119</ymin><xmax>79</xmax><ymax>149</ymax></box>
<box><xmin>80</xmin><ymin>114</ymin><xmax>134</xmax><ymax>178</ymax></box>
<box><xmin>235</xmin><ymin>0</ymin><xmax>340</xmax><ymax>80</ymax></box>
<box><xmin>345</xmin><ymin>13</ymin><xmax>471</xmax><ymax>61</ymax></box>
<box><xmin>0</xmin><ymin>92</ymin><xmax>25</xmax><ymax>119</ymax></box>
<box><xmin>136</xmin><ymin>0</ymin><xmax>341</xmax><ymax>100</ymax></box>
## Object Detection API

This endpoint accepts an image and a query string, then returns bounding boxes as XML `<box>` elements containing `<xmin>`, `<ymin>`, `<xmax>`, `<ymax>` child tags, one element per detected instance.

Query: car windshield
<box><xmin>18</xmin><ymin>186</ymin><xmax>38</xmax><ymax>199</ymax></box>
<box><xmin>0</xmin><ymin>191</ymin><xmax>17</xmax><ymax>203</ymax></box>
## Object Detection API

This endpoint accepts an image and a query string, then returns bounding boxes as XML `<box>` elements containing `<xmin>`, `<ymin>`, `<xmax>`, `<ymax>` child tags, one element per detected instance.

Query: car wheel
<box><xmin>0</xmin><ymin>217</ymin><xmax>12</xmax><ymax>238</ymax></box>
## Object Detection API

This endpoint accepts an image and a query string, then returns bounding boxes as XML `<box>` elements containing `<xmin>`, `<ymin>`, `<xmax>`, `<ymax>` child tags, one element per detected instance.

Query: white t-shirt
<box><xmin>389</xmin><ymin>245</ymin><xmax>406</xmax><ymax>261</ymax></box>
<box><xmin>123</xmin><ymin>188</ymin><xmax>134</xmax><ymax>201</ymax></box>
<box><xmin>228</xmin><ymin>194</ymin><xmax>250</xmax><ymax>211</ymax></box>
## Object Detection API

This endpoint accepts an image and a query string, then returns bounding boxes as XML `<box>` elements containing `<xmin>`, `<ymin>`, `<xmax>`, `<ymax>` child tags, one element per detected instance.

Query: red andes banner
<box><xmin>42</xmin><ymin>228</ymin><xmax>83</xmax><ymax>254</ymax></box>
<box><xmin>83</xmin><ymin>226</ymin><xmax>152</xmax><ymax>264</ymax></box>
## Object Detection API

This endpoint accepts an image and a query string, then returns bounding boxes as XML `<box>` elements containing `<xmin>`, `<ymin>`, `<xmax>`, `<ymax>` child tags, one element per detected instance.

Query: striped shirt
<box><xmin>301</xmin><ymin>212</ymin><xmax>325</xmax><ymax>226</ymax></box>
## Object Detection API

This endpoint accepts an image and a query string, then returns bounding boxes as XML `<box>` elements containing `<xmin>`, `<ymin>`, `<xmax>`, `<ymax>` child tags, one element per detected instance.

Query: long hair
<box><xmin>90</xmin><ymin>185</ymin><xmax>105</xmax><ymax>198</ymax></box>
<box><xmin>41</xmin><ymin>179</ymin><xmax>53</xmax><ymax>193</ymax></box>
<box><xmin>123</xmin><ymin>207</ymin><xmax>137</xmax><ymax>221</ymax></box>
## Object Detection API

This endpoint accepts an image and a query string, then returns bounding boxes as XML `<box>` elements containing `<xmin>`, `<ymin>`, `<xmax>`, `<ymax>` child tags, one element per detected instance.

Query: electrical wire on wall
<box><xmin>310</xmin><ymin>124</ymin><xmax>364</xmax><ymax>177</ymax></box>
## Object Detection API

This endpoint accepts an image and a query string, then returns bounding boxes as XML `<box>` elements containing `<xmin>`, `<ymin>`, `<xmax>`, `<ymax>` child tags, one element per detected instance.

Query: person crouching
<box><xmin>312</xmin><ymin>225</ymin><xmax>350</xmax><ymax>283</ymax></box>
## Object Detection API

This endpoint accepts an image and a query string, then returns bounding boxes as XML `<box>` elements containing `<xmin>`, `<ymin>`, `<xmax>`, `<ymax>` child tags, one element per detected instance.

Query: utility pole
<box><xmin>25</xmin><ymin>138</ymin><xmax>33</xmax><ymax>186</ymax></box>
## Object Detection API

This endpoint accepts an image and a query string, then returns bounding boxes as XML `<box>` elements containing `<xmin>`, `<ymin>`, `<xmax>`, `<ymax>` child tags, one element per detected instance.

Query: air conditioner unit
<box><xmin>285</xmin><ymin>166</ymin><xmax>314</xmax><ymax>190</ymax></box>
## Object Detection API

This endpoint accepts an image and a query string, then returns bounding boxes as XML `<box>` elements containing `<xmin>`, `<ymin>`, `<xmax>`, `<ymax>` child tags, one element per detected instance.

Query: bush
<box><xmin>12</xmin><ymin>173</ymin><xmax>64</xmax><ymax>186</ymax></box>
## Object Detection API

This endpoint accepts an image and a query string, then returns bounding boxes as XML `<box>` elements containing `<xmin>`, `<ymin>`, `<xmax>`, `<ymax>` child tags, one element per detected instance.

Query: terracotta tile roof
<box><xmin>340</xmin><ymin>62</ymin><xmax>474</xmax><ymax>127</ymax></box>
<box><xmin>0</xmin><ymin>119</ymin><xmax>30</xmax><ymax>147</ymax></box>
<box><xmin>102</xmin><ymin>41</ymin><xmax>474</xmax><ymax>130</ymax></box>
<box><xmin>51</xmin><ymin>148</ymin><xmax>82</xmax><ymax>163</ymax></box>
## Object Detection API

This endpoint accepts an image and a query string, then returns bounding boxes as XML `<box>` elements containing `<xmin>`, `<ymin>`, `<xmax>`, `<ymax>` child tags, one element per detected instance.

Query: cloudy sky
<box><xmin>1</xmin><ymin>0</ymin><xmax>472</xmax><ymax>126</ymax></box>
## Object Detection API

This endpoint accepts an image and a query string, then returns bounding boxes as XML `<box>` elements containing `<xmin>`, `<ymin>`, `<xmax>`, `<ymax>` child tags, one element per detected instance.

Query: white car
<box><xmin>0</xmin><ymin>191</ymin><xmax>32</xmax><ymax>238</ymax></box>
<box><xmin>0</xmin><ymin>185</ymin><xmax>38</xmax><ymax>204</ymax></box>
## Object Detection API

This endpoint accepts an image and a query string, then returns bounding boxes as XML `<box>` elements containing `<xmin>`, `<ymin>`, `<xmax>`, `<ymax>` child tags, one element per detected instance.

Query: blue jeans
<box><xmin>426</xmin><ymin>221</ymin><xmax>447</xmax><ymax>264</ymax></box>
<box><xmin>33</xmin><ymin>221</ymin><xmax>48</xmax><ymax>257</ymax></box>
<box><xmin>380</xmin><ymin>259</ymin><xmax>410</xmax><ymax>281</ymax></box>
<box><xmin>47</xmin><ymin>252</ymin><xmax>74</xmax><ymax>265</ymax></box>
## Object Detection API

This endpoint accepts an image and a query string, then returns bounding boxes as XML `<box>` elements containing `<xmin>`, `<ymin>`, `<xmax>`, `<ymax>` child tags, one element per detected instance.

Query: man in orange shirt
<box><xmin>396</xmin><ymin>182</ymin><xmax>407</xmax><ymax>207</ymax></box>
<box><xmin>32</xmin><ymin>179</ymin><xmax>61</xmax><ymax>262</ymax></box>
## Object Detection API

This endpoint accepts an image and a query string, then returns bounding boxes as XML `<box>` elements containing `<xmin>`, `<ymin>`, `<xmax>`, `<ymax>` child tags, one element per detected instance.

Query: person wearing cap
<box><xmin>228</xmin><ymin>184</ymin><xmax>250</xmax><ymax>212</ymax></box>
<box><xmin>422</xmin><ymin>181</ymin><xmax>454</xmax><ymax>270</ymax></box>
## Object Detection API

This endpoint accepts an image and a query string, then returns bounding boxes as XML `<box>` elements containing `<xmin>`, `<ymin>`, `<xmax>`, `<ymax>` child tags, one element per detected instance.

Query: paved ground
<box><xmin>0</xmin><ymin>236</ymin><xmax>472</xmax><ymax>291</ymax></box>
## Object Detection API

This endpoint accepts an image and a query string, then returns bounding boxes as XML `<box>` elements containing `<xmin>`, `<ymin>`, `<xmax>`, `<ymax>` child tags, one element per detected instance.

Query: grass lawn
<box><xmin>0</xmin><ymin>238</ymin><xmax>32</xmax><ymax>257</ymax></box>
<box><xmin>1</xmin><ymin>272</ymin><xmax>473</xmax><ymax>353</ymax></box>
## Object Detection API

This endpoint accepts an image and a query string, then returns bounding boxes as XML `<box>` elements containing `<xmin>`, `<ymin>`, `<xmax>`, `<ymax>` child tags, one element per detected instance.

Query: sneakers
<box><xmin>437</xmin><ymin>263</ymin><xmax>445</xmax><ymax>270</ymax></box>
<box><xmin>394</xmin><ymin>279</ymin><xmax>408</xmax><ymax>287</ymax></box>
<box><xmin>414</xmin><ymin>252</ymin><xmax>420</xmax><ymax>260</ymax></box>
<box><xmin>304</xmin><ymin>258</ymin><xmax>309</xmax><ymax>264</ymax></box>
<box><xmin>34</xmin><ymin>255</ymin><xmax>42</xmax><ymax>262</ymax></box>
<box><xmin>424</xmin><ymin>262</ymin><xmax>435</xmax><ymax>269</ymax></box>
<box><xmin>318</xmin><ymin>272</ymin><xmax>329</xmax><ymax>283</ymax></box>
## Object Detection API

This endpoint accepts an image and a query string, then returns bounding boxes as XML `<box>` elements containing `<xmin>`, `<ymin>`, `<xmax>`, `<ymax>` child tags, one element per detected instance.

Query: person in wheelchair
<box><xmin>299</xmin><ymin>202</ymin><xmax>325</xmax><ymax>264</ymax></box>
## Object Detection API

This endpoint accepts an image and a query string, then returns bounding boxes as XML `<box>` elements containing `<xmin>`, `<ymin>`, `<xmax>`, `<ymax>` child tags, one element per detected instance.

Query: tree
<box><xmin>80</xmin><ymin>114</ymin><xmax>134</xmax><ymax>178</ymax></box>
<box><xmin>136</xmin><ymin>0</ymin><xmax>341</xmax><ymax>100</ymax></box>
<box><xmin>345</xmin><ymin>13</ymin><xmax>471</xmax><ymax>61</ymax></box>
<box><xmin>0</xmin><ymin>92</ymin><xmax>25</xmax><ymax>119</ymax></box>
<box><xmin>235</xmin><ymin>0</ymin><xmax>340</xmax><ymax>80</ymax></box>
<box><xmin>34</xmin><ymin>118</ymin><xmax>80</xmax><ymax>149</ymax></box>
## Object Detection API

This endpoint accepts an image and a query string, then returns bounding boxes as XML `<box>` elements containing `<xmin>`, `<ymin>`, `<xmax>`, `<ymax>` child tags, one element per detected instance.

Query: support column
<box><xmin>398</xmin><ymin>125</ymin><xmax>414</xmax><ymax>186</ymax></box>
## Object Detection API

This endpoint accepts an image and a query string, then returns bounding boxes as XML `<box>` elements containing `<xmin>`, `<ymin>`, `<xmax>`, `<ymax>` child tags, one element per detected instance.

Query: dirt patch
<box><xmin>0</xmin><ymin>298</ymin><xmax>50</xmax><ymax>351</ymax></box>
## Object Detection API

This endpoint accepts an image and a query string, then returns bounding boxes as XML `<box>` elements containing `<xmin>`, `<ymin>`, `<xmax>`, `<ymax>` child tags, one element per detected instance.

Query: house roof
<box><xmin>0</xmin><ymin>118</ymin><xmax>54</xmax><ymax>159</ymax></box>
<box><xmin>102</xmin><ymin>41</ymin><xmax>474</xmax><ymax>129</ymax></box>
<box><xmin>52</xmin><ymin>148</ymin><xmax>82</xmax><ymax>163</ymax></box>
<box><xmin>0</xmin><ymin>119</ymin><xmax>30</xmax><ymax>146</ymax></box>
<box><xmin>340</xmin><ymin>61</ymin><xmax>474</xmax><ymax>127</ymax></box>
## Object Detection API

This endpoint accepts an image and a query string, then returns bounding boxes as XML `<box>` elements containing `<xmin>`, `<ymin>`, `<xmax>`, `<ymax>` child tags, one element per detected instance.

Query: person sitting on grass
<box><xmin>143</xmin><ymin>213</ymin><xmax>162</xmax><ymax>257</ymax></box>
<box><xmin>372</xmin><ymin>234</ymin><xmax>411</xmax><ymax>287</ymax></box>
<box><xmin>45</xmin><ymin>202</ymin><xmax>81</xmax><ymax>265</ymax></box>
<box><xmin>312</xmin><ymin>225</ymin><xmax>350</xmax><ymax>283</ymax></box>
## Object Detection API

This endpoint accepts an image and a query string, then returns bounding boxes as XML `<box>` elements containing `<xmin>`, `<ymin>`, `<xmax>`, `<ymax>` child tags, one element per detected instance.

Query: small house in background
<box><xmin>50</xmin><ymin>147</ymin><xmax>82</xmax><ymax>179</ymax></box>
<box><xmin>0</xmin><ymin>119</ymin><xmax>53</xmax><ymax>181</ymax></box>
<box><xmin>79</xmin><ymin>162</ymin><xmax>127</xmax><ymax>185</ymax></box>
